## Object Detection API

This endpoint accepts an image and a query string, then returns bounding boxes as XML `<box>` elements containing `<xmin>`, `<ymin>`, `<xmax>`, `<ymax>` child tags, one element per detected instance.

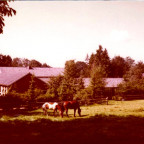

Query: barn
<box><xmin>0</xmin><ymin>67</ymin><xmax>64</xmax><ymax>96</ymax></box>
<box><xmin>0</xmin><ymin>67</ymin><xmax>123</xmax><ymax>98</ymax></box>
<box><xmin>83</xmin><ymin>78</ymin><xmax>124</xmax><ymax>99</ymax></box>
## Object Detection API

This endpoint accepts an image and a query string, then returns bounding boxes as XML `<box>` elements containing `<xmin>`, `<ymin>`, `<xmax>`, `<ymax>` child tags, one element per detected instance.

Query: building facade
<box><xmin>0</xmin><ymin>67</ymin><xmax>64</xmax><ymax>96</ymax></box>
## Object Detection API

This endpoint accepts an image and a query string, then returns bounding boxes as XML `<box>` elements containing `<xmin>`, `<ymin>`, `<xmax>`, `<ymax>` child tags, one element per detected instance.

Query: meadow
<box><xmin>0</xmin><ymin>100</ymin><xmax>144</xmax><ymax>144</ymax></box>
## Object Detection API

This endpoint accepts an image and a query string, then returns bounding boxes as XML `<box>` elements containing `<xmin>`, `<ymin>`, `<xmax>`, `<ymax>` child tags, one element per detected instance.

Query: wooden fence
<box><xmin>124</xmin><ymin>95</ymin><xmax>144</xmax><ymax>100</ymax></box>
<box><xmin>78</xmin><ymin>97</ymin><xmax>108</xmax><ymax>105</ymax></box>
<box><xmin>0</xmin><ymin>97</ymin><xmax>109</xmax><ymax>111</ymax></box>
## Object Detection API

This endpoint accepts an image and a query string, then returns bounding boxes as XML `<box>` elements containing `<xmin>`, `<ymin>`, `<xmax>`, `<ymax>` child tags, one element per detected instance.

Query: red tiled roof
<box><xmin>29</xmin><ymin>67</ymin><xmax>64</xmax><ymax>77</ymax></box>
<box><xmin>83</xmin><ymin>78</ymin><xmax>124</xmax><ymax>88</ymax></box>
<box><xmin>0</xmin><ymin>67</ymin><xmax>64</xmax><ymax>86</ymax></box>
<box><xmin>0</xmin><ymin>67</ymin><xmax>124</xmax><ymax>88</ymax></box>
<box><xmin>0</xmin><ymin>67</ymin><xmax>64</xmax><ymax>77</ymax></box>
<box><xmin>0</xmin><ymin>72</ymin><xmax>30</xmax><ymax>86</ymax></box>
<box><xmin>105</xmin><ymin>78</ymin><xmax>124</xmax><ymax>87</ymax></box>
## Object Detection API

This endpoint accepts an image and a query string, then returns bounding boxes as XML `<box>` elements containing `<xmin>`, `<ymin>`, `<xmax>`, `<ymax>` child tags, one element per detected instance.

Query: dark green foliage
<box><xmin>110</xmin><ymin>56</ymin><xmax>134</xmax><ymax>78</ymax></box>
<box><xmin>42</xmin><ymin>63</ymin><xmax>50</xmax><ymax>67</ymax></box>
<box><xmin>12</xmin><ymin>57</ymin><xmax>23</xmax><ymax>67</ymax></box>
<box><xmin>27</xmin><ymin>75</ymin><xmax>36</xmax><ymax>102</ymax></box>
<box><xmin>117</xmin><ymin>80</ymin><xmax>144</xmax><ymax>95</ymax></box>
<box><xmin>89</xmin><ymin>45</ymin><xmax>111</xmax><ymax>77</ymax></box>
<box><xmin>74</xmin><ymin>88</ymin><xmax>91</xmax><ymax>103</ymax></box>
<box><xmin>0</xmin><ymin>54</ymin><xmax>12</xmax><ymax>66</ymax></box>
<box><xmin>58</xmin><ymin>77</ymin><xmax>76</xmax><ymax>100</ymax></box>
<box><xmin>89</xmin><ymin>66</ymin><xmax>106</xmax><ymax>98</ymax></box>
<box><xmin>75</xmin><ymin>61</ymin><xmax>89</xmax><ymax>77</ymax></box>
<box><xmin>89</xmin><ymin>53</ymin><xmax>95</xmax><ymax>70</ymax></box>
<box><xmin>117</xmin><ymin>61</ymin><xmax>144</xmax><ymax>95</ymax></box>
<box><xmin>64</xmin><ymin>60</ymin><xmax>77</xmax><ymax>78</ymax></box>
<box><xmin>76</xmin><ymin>76</ymin><xmax>85</xmax><ymax>91</ymax></box>
<box><xmin>37</xmin><ymin>75</ymin><xmax>63</xmax><ymax>101</ymax></box>
<box><xmin>110</xmin><ymin>56</ymin><xmax>126</xmax><ymax>78</ymax></box>
<box><xmin>64</xmin><ymin>60</ymin><xmax>89</xmax><ymax>78</ymax></box>
<box><xmin>29</xmin><ymin>59</ymin><xmax>42</xmax><ymax>67</ymax></box>
<box><xmin>36</xmin><ymin>93</ymin><xmax>56</xmax><ymax>102</ymax></box>
<box><xmin>0</xmin><ymin>0</ymin><xmax>16</xmax><ymax>34</ymax></box>
<box><xmin>74</xmin><ymin>66</ymin><xmax>106</xmax><ymax>101</ymax></box>
<box><xmin>0</xmin><ymin>91</ymin><xmax>27</xmax><ymax>110</ymax></box>
<box><xmin>0</xmin><ymin>54</ymin><xmax>50</xmax><ymax>67</ymax></box>
<box><xmin>112</xmin><ymin>95</ymin><xmax>124</xmax><ymax>101</ymax></box>
<box><xmin>124</xmin><ymin>61</ymin><xmax>144</xmax><ymax>82</ymax></box>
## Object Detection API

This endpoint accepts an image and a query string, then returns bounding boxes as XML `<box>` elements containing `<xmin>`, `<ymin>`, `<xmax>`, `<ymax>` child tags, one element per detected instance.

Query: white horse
<box><xmin>42</xmin><ymin>102</ymin><xmax>64</xmax><ymax>117</ymax></box>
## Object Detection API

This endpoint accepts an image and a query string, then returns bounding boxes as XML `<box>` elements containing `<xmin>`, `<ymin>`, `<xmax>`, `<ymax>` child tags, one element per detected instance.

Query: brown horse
<box><xmin>42</xmin><ymin>102</ymin><xmax>64</xmax><ymax>117</ymax></box>
<box><xmin>63</xmin><ymin>100</ymin><xmax>81</xmax><ymax>117</ymax></box>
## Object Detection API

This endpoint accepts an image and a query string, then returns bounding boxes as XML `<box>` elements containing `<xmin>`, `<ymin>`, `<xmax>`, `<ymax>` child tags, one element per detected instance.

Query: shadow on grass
<box><xmin>0</xmin><ymin>108</ymin><xmax>56</xmax><ymax>116</ymax></box>
<box><xmin>0</xmin><ymin>113</ymin><xmax>144</xmax><ymax>144</ymax></box>
<box><xmin>0</xmin><ymin>109</ymin><xmax>89</xmax><ymax>118</ymax></box>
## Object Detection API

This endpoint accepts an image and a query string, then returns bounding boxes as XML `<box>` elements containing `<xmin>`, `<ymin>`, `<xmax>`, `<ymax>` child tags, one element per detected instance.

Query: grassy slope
<box><xmin>0</xmin><ymin>100</ymin><xmax>144</xmax><ymax>144</ymax></box>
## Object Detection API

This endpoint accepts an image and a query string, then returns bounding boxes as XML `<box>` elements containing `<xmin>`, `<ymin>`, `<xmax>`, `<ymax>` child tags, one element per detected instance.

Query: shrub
<box><xmin>36</xmin><ymin>93</ymin><xmax>57</xmax><ymax>102</ymax></box>
<box><xmin>112</xmin><ymin>95</ymin><xmax>124</xmax><ymax>101</ymax></box>
<box><xmin>0</xmin><ymin>91</ymin><xmax>27</xmax><ymax>110</ymax></box>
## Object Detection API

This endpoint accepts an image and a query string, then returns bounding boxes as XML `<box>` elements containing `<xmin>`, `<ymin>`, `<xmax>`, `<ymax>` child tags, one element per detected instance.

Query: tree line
<box><xmin>0</xmin><ymin>54</ymin><xmax>51</xmax><ymax>67</ymax></box>
<box><xmin>1</xmin><ymin>45</ymin><xmax>144</xmax><ymax>109</ymax></box>
<box><xmin>65</xmin><ymin>45</ymin><xmax>135</xmax><ymax>78</ymax></box>
<box><xmin>40</xmin><ymin>45</ymin><xmax>144</xmax><ymax>102</ymax></box>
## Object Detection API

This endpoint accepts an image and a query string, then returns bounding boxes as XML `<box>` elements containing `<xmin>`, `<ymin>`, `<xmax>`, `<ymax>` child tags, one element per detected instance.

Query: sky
<box><xmin>0</xmin><ymin>1</ymin><xmax>144</xmax><ymax>67</ymax></box>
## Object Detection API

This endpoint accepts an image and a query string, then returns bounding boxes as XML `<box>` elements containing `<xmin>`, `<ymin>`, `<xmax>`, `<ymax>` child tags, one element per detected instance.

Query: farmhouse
<box><xmin>0</xmin><ymin>67</ymin><xmax>123</xmax><ymax>98</ymax></box>
<box><xmin>0</xmin><ymin>67</ymin><xmax>64</xmax><ymax>96</ymax></box>
<box><xmin>83</xmin><ymin>78</ymin><xmax>124</xmax><ymax>98</ymax></box>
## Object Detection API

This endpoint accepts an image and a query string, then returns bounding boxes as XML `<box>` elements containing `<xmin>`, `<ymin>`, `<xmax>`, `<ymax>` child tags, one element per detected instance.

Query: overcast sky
<box><xmin>0</xmin><ymin>1</ymin><xmax>144</xmax><ymax>67</ymax></box>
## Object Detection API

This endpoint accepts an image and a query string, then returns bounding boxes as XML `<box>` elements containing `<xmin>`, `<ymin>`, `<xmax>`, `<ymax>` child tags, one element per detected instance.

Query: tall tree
<box><xmin>89</xmin><ymin>45</ymin><xmax>111</xmax><ymax>77</ymax></box>
<box><xmin>22</xmin><ymin>58</ymin><xmax>30</xmax><ymax>67</ymax></box>
<box><xmin>42</xmin><ymin>63</ymin><xmax>51</xmax><ymax>68</ymax></box>
<box><xmin>29</xmin><ymin>59</ymin><xmax>42</xmax><ymax>67</ymax></box>
<box><xmin>89</xmin><ymin>53</ymin><xmax>95</xmax><ymax>70</ymax></box>
<box><xmin>0</xmin><ymin>54</ymin><xmax>12</xmax><ymax>66</ymax></box>
<box><xmin>64</xmin><ymin>60</ymin><xmax>77</xmax><ymax>78</ymax></box>
<box><xmin>110</xmin><ymin>56</ymin><xmax>127</xmax><ymax>78</ymax></box>
<box><xmin>76</xmin><ymin>76</ymin><xmax>85</xmax><ymax>91</ymax></box>
<box><xmin>124</xmin><ymin>61</ymin><xmax>144</xmax><ymax>82</ymax></box>
<box><xmin>85</xmin><ymin>54</ymin><xmax>89</xmax><ymax>65</ymax></box>
<box><xmin>46</xmin><ymin>75</ymin><xmax>63</xmax><ymax>100</ymax></box>
<box><xmin>75</xmin><ymin>61</ymin><xmax>89</xmax><ymax>77</ymax></box>
<box><xmin>27</xmin><ymin>75</ymin><xmax>36</xmax><ymax>102</ymax></box>
<box><xmin>125</xmin><ymin>57</ymin><xmax>135</xmax><ymax>71</ymax></box>
<box><xmin>58</xmin><ymin>77</ymin><xmax>75</xmax><ymax>101</ymax></box>
<box><xmin>0</xmin><ymin>0</ymin><xmax>16</xmax><ymax>34</ymax></box>
<box><xmin>89</xmin><ymin>66</ymin><xmax>106</xmax><ymax>98</ymax></box>
<box><xmin>12</xmin><ymin>57</ymin><xmax>23</xmax><ymax>67</ymax></box>
<box><xmin>118</xmin><ymin>61</ymin><xmax>144</xmax><ymax>95</ymax></box>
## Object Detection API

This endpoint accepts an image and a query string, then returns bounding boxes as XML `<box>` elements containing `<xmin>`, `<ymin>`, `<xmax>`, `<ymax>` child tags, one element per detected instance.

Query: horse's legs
<box><xmin>55</xmin><ymin>108</ymin><xmax>58</xmax><ymax>116</ymax></box>
<box><xmin>78</xmin><ymin>107</ymin><xmax>81</xmax><ymax>117</ymax></box>
<box><xmin>74</xmin><ymin>108</ymin><xmax>76</xmax><ymax>117</ymax></box>
<box><xmin>43</xmin><ymin>108</ymin><xmax>46</xmax><ymax>115</ymax></box>
<box><xmin>66</xmin><ymin>108</ymin><xmax>69</xmax><ymax>117</ymax></box>
<box><xmin>43</xmin><ymin>108</ymin><xmax>48</xmax><ymax>116</ymax></box>
<box><xmin>53</xmin><ymin>108</ymin><xmax>57</xmax><ymax>116</ymax></box>
<box><xmin>46</xmin><ymin>109</ymin><xmax>48</xmax><ymax>116</ymax></box>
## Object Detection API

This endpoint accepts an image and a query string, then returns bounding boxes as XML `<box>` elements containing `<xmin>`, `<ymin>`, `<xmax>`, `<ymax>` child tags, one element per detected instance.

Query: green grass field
<box><xmin>1</xmin><ymin>100</ymin><xmax>144</xmax><ymax>144</ymax></box>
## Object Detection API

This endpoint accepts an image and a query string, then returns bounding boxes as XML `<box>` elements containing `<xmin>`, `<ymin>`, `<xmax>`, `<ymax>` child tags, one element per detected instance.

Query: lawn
<box><xmin>0</xmin><ymin>100</ymin><xmax>144</xmax><ymax>144</ymax></box>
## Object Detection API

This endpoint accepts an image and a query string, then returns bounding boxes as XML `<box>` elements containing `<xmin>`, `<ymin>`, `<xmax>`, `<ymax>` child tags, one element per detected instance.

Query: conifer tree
<box><xmin>89</xmin><ymin>66</ymin><xmax>106</xmax><ymax>98</ymax></box>
<box><xmin>28</xmin><ymin>75</ymin><xmax>35</xmax><ymax>102</ymax></box>
<box><xmin>89</xmin><ymin>45</ymin><xmax>110</xmax><ymax>77</ymax></box>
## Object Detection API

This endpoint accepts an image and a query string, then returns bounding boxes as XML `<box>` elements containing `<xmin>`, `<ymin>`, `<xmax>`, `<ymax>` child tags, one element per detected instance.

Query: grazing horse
<box><xmin>42</xmin><ymin>102</ymin><xmax>64</xmax><ymax>117</ymax></box>
<box><xmin>63</xmin><ymin>100</ymin><xmax>81</xmax><ymax>117</ymax></box>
